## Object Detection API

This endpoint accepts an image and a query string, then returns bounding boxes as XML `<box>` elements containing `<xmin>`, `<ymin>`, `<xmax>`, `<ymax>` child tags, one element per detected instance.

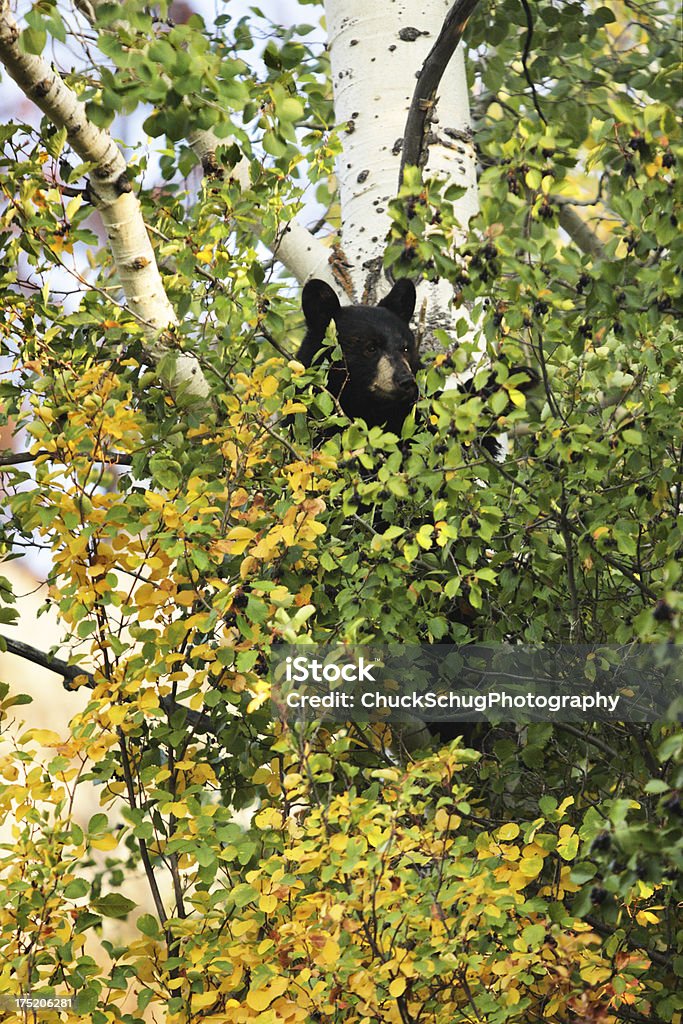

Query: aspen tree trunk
<box><xmin>0</xmin><ymin>0</ymin><xmax>209</xmax><ymax>401</ymax></box>
<box><xmin>322</xmin><ymin>1</ymin><xmax>481</xmax><ymax>749</ymax></box>
<box><xmin>324</xmin><ymin>0</ymin><xmax>479</xmax><ymax>335</ymax></box>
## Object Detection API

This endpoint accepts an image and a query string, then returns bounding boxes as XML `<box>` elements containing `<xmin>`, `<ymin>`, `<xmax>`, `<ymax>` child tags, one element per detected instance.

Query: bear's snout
<box><xmin>370</xmin><ymin>353</ymin><xmax>417</xmax><ymax>400</ymax></box>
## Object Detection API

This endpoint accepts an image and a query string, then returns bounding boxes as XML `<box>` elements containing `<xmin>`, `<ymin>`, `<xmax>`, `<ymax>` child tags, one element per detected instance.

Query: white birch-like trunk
<box><xmin>0</xmin><ymin>0</ymin><xmax>209</xmax><ymax>400</ymax></box>
<box><xmin>324</xmin><ymin>0</ymin><xmax>479</xmax><ymax>334</ymax></box>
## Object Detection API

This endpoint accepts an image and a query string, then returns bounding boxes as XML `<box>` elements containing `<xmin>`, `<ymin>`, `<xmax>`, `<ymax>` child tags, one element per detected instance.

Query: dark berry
<box><xmin>590</xmin><ymin>832</ymin><xmax>611</xmax><ymax>854</ymax></box>
<box><xmin>653</xmin><ymin>600</ymin><xmax>674</xmax><ymax>623</ymax></box>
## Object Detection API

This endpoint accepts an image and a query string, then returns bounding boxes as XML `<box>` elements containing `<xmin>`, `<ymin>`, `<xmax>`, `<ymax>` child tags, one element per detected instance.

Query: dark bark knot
<box><xmin>399</xmin><ymin>27</ymin><xmax>428</xmax><ymax>42</ymax></box>
<box><xmin>115</xmin><ymin>172</ymin><xmax>133</xmax><ymax>195</ymax></box>
<box><xmin>35</xmin><ymin>77</ymin><xmax>52</xmax><ymax>98</ymax></box>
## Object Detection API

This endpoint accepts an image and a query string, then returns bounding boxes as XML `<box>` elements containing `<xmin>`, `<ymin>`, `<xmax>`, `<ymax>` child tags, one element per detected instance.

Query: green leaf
<box><xmin>73</xmin><ymin>987</ymin><xmax>100</xmax><ymax>1013</ymax></box>
<box><xmin>64</xmin><ymin>878</ymin><xmax>90</xmax><ymax>899</ymax></box>
<box><xmin>91</xmin><ymin>894</ymin><xmax>137</xmax><ymax>919</ymax></box>
<box><xmin>137</xmin><ymin>914</ymin><xmax>161</xmax><ymax>937</ymax></box>
<box><xmin>21</xmin><ymin>28</ymin><xmax>46</xmax><ymax>54</ymax></box>
<box><xmin>279</xmin><ymin>97</ymin><xmax>304</xmax><ymax>122</ymax></box>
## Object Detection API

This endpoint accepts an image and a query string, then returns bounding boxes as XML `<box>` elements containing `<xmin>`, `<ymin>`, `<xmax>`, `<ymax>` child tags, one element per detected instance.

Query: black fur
<box><xmin>298</xmin><ymin>279</ymin><xmax>537</xmax><ymax>445</ymax></box>
<box><xmin>298</xmin><ymin>279</ymin><xmax>420</xmax><ymax>435</ymax></box>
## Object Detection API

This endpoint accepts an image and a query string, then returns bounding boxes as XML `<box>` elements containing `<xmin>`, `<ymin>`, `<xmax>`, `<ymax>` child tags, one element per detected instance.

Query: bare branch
<box><xmin>0</xmin><ymin>633</ymin><xmax>217</xmax><ymax>734</ymax></box>
<box><xmin>519</xmin><ymin>0</ymin><xmax>548</xmax><ymax>125</ymax></box>
<box><xmin>558</xmin><ymin>205</ymin><xmax>607</xmax><ymax>260</ymax></box>
<box><xmin>0</xmin><ymin>634</ymin><xmax>90</xmax><ymax>689</ymax></box>
<box><xmin>400</xmin><ymin>0</ymin><xmax>481</xmax><ymax>182</ymax></box>
<box><xmin>0</xmin><ymin>448</ymin><xmax>134</xmax><ymax>467</ymax></box>
<box><xmin>0</xmin><ymin>450</ymin><xmax>35</xmax><ymax>466</ymax></box>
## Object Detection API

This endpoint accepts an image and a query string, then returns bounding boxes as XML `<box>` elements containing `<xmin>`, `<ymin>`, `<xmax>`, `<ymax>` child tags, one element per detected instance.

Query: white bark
<box><xmin>214</xmin><ymin>154</ymin><xmax>340</xmax><ymax>292</ymax></box>
<box><xmin>324</xmin><ymin>0</ymin><xmax>479</xmax><ymax>333</ymax></box>
<box><xmin>0</xmin><ymin>0</ymin><xmax>209</xmax><ymax>400</ymax></box>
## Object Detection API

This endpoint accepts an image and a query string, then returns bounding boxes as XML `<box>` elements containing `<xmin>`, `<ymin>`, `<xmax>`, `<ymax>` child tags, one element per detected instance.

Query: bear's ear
<box><xmin>302</xmin><ymin>279</ymin><xmax>341</xmax><ymax>335</ymax></box>
<box><xmin>378</xmin><ymin>279</ymin><xmax>416</xmax><ymax>323</ymax></box>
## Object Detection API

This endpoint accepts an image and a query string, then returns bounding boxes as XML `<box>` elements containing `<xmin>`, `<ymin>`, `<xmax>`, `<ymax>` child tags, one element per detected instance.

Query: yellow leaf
<box><xmin>320</xmin><ymin>939</ymin><xmax>339</xmax><ymax>963</ymax></box>
<box><xmin>91</xmin><ymin>834</ymin><xmax>119</xmax><ymax>851</ymax></box>
<box><xmin>108</xmin><ymin>706</ymin><xmax>128</xmax><ymax>727</ymax></box>
<box><xmin>195</xmin><ymin>246</ymin><xmax>215</xmax><ymax>265</ymax></box>
<box><xmin>246</xmin><ymin>976</ymin><xmax>288</xmax><ymax>1011</ymax></box>
<box><xmin>519</xmin><ymin>856</ymin><xmax>543</xmax><ymax>878</ymax></box>
<box><xmin>240</xmin><ymin>555</ymin><xmax>259</xmax><ymax>579</ymax></box>
<box><xmin>65</xmin><ymin>194</ymin><xmax>84</xmax><ymax>220</ymax></box>
<box><xmin>496</xmin><ymin>823</ymin><xmax>520</xmax><ymax>841</ymax></box>
<box><xmin>232</xmin><ymin>919</ymin><xmax>254</xmax><ymax>938</ymax></box>
<box><xmin>259</xmin><ymin>894</ymin><xmax>278</xmax><ymax>914</ymax></box>
<box><xmin>145</xmin><ymin>491</ymin><xmax>166</xmax><ymax>510</ymax></box>
<box><xmin>254</xmin><ymin>807</ymin><xmax>283</xmax><ymax>830</ymax></box>
<box><xmin>389</xmin><ymin>978</ymin><xmax>406</xmax><ymax>997</ymax></box>
<box><xmin>191</xmin><ymin>991</ymin><xmax>218</xmax><ymax>1010</ymax></box>
<box><xmin>261</xmin><ymin>375</ymin><xmax>279</xmax><ymax>397</ymax></box>
<box><xmin>225</xmin><ymin>526</ymin><xmax>256</xmax><ymax>555</ymax></box>
<box><xmin>507</xmin><ymin>388</ymin><xmax>526</xmax><ymax>408</ymax></box>
<box><xmin>434</xmin><ymin>807</ymin><xmax>459</xmax><ymax>831</ymax></box>
<box><xmin>557</xmin><ymin>827</ymin><xmax>579</xmax><ymax>861</ymax></box>
<box><xmin>580</xmin><ymin>964</ymin><xmax>611</xmax><ymax>984</ymax></box>
<box><xmin>30</xmin><ymin>730</ymin><xmax>63</xmax><ymax>746</ymax></box>
<box><xmin>139</xmin><ymin>690</ymin><xmax>160</xmax><ymax>711</ymax></box>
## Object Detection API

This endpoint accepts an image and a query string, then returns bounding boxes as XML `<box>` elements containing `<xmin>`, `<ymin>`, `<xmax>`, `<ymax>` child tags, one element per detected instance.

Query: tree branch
<box><xmin>117</xmin><ymin>728</ymin><xmax>170</xmax><ymax>926</ymax></box>
<box><xmin>519</xmin><ymin>0</ymin><xmax>547</xmax><ymax>125</ymax></box>
<box><xmin>0</xmin><ymin>448</ymin><xmax>134</xmax><ymax>467</ymax></box>
<box><xmin>0</xmin><ymin>450</ymin><xmax>35</xmax><ymax>466</ymax></box>
<box><xmin>400</xmin><ymin>0</ymin><xmax>481</xmax><ymax>182</ymax></box>
<box><xmin>0</xmin><ymin>0</ymin><xmax>209</xmax><ymax>400</ymax></box>
<box><xmin>558</xmin><ymin>204</ymin><xmax>607</xmax><ymax>260</ymax></box>
<box><xmin>0</xmin><ymin>634</ymin><xmax>89</xmax><ymax>689</ymax></box>
<box><xmin>0</xmin><ymin>633</ymin><xmax>218</xmax><ymax>734</ymax></box>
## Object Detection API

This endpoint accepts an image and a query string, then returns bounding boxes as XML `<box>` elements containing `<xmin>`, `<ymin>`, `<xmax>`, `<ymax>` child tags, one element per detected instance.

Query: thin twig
<box><xmin>519</xmin><ymin>0</ymin><xmax>548</xmax><ymax>125</ymax></box>
<box><xmin>117</xmin><ymin>729</ymin><xmax>169</xmax><ymax>927</ymax></box>
<box><xmin>259</xmin><ymin>326</ymin><xmax>294</xmax><ymax>361</ymax></box>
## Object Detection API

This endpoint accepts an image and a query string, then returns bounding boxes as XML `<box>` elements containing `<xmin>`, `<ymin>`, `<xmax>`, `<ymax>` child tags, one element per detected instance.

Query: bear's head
<box><xmin>298</xmin><ymin>278</ymin><xmax>419</xmax><ymax>434</ymax></box>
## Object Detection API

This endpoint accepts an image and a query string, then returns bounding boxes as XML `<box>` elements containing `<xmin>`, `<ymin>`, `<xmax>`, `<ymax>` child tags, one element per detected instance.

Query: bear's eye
<box><xmin>365</xmin><ymin>341</ymin><xmax>379</xmax><ymax>355</ymax></box>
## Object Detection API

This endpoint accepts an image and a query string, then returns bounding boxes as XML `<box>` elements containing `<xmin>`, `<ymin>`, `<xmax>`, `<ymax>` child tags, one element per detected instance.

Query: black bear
<box><xmin>297</xmin><ymin>278</ymin><xmax>537</xmax><ymax>449</ymax></box>
<box><xmin>297</xmin><ymin>278</ymin><xmax>420</xmax><ymax>435</ymax></box>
